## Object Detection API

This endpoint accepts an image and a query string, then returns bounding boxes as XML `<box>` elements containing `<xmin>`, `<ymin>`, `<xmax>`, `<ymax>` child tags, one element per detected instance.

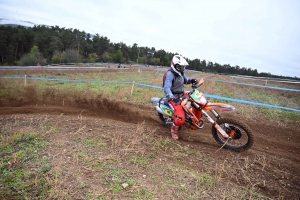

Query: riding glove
<box><xmin>190</xmin><ymin>79</ymin><xmax>198</xmax><ymax>84</ymax></box>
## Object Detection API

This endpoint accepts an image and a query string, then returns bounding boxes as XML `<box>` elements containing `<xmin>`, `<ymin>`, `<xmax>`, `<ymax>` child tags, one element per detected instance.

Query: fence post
<box><xmin>24</xmin><ymin>75</ymin><xmax>27</xmax><ymax>87</ymax></box>
<box><xmin>131</xmin><ymin>81</ymin><xmax>135</xmax><ymax>95</ymax></box>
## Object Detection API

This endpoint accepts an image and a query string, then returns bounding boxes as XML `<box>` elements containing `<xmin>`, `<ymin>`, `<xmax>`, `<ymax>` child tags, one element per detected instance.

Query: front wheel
<box><xmin>212</xmin><ymin>118</ymin><xmax>254</xmax><ymax>152</ymax></box>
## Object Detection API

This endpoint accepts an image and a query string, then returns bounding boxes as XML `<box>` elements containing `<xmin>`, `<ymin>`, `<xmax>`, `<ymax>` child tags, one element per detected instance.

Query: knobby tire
<box><xmin>211</xmin><ymin>118</ymin><xmax>254</xmax><ymax>152</ymax></box>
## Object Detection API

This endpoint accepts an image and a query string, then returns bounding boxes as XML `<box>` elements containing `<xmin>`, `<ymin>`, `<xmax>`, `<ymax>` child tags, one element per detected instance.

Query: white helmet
<box><xmin>171</xmin><ymin>55</ymin><xmax>189</xmax><ymax>74</ymax></box>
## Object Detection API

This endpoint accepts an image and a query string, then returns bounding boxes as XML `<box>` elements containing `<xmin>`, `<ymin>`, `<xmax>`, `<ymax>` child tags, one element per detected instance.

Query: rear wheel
<box><xmin>212</xmin><ymin>118</ymin><xmax>254</xmax><ymax>152</ymax></box>
<box><xmin>158</xmin><ymin>113</ymin><xmax>173</xmax><ymax>128</ymax></box>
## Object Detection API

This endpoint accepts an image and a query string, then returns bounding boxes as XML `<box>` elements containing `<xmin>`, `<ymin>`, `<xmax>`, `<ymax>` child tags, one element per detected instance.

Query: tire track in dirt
<box><xmin>1</xmin><ymin>101</ymin><xmax>299</xmax><ymax>163</ymax></box>
<box><xmin>0</xmin><ymin>90</ymin><xmax>161</xmax><ymax>125</ymax></box>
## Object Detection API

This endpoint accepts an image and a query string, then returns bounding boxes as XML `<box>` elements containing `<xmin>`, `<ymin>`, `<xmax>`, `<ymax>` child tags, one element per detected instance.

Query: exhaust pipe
<box><xmin>192</xmin><ymin>119</ymin><xmax>205</xmax><ymax>129</ymax></box>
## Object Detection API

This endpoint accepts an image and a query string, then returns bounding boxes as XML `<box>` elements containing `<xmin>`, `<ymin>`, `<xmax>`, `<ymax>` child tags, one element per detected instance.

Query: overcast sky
<box><xmin>1</xmin><ymin>0</ymin><xmax>300</xmax><ymax>77</ymax></box>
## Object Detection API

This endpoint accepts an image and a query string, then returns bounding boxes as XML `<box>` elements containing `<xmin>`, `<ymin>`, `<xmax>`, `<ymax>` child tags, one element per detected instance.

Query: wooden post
<box><xmin>131</xmin><ymin>81</ymin><xmax>135</xmax><ymax>95</ymax></box>
<box><xmin>24</xmin><ymin>75</ymin><xmax>27</xmax><ymax>87</ymax></box>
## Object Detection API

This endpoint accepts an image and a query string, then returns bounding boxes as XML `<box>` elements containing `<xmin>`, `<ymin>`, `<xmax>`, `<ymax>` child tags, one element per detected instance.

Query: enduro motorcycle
<box><xmin>151</xmin><ymin>79</ymin><xmax>254</xmax><ymax>152</ymax></box>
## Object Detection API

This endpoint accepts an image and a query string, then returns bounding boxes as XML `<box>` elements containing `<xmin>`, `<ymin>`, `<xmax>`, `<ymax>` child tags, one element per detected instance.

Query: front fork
<box><xmin>210</xmin><ymin>110</ymin><xmax>221</xmax><ymax>120</ymax></box>
<box><xmin>201</xmin><ymin>110</ymin><xmax>231</xmax><ymax>139</ymax></box>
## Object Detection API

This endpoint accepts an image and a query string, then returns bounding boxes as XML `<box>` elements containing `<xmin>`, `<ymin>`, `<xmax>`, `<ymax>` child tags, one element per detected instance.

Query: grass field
<box><xmin>1</xmin><ymin>66</ymin><xmax>299</xmax><ymax>125</ymax></box>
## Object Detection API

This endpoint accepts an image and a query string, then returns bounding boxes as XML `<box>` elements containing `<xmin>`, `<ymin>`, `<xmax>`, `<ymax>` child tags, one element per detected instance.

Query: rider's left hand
<box><xmin>190</xmin><ymin>79</ymin><xmax>198</xmax><ymax>84</ymax></box>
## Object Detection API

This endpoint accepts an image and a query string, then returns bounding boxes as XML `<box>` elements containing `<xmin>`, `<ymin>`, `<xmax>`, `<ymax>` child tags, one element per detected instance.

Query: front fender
<box><xmin>203</xmin><ymin>103</ymin><xmax>236</xmax><ymax>111</ymax></box>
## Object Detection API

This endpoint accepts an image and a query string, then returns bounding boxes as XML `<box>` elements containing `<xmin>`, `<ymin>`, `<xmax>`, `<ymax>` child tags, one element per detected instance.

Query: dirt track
<box><xmin>1</xmin><ymin>99</ymin><xmax>300</xmax><ymax>199</ymax></box>
<box><xmin>0</xmin><ymin>100</ymin><xmax>300</xmax><ymax>198</ymax></box>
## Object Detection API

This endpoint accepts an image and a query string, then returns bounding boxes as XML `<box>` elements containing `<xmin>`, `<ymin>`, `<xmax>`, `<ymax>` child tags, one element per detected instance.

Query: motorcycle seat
<box><xmin>159</xmin><ymin>98</ymin><xmax>172</xmax><ymax>108</ymax></box>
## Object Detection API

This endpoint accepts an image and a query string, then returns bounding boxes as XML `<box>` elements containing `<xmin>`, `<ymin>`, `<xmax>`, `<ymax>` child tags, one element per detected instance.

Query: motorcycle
<box><xmin>150</xmin><ymin>79</ymin><xmax>254</xmax><ymax>152</ymax></box>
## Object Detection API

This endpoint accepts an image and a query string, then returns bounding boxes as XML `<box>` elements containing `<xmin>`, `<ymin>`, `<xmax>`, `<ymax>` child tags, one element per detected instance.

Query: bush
<box><xmin>51</xmin><ymin>51</ymin><xmax>61</xmax><ymax>64</ymax></box>
<box><xmin>65</xmin><ymin>49</ymin><xmax>81</xmax><ymax>63</ymax></box>
<box><xmin>20</xmin><ymin>53</ymin><xmax>46</xmax><ymax>66</ymax></box>
<box><xmin>88</xmin><ymin>53</ymin><xmax>99</xmax><ymax>63</ymax></box>
<box><xmin>20</xmin><ymin>45</ymin><xmax>46</xmax><ymax>66</ymax></box>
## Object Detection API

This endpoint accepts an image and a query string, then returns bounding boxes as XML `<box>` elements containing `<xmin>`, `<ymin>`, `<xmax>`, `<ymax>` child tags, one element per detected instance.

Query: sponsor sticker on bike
<box><xmin>161</xmin><ymin>105</ymin><xmax>175</xmax><ymax>117</ymax></box>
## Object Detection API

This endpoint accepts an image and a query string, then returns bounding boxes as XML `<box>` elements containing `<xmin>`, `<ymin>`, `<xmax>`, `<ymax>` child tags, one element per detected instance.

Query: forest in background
<box><xmin>0</xmin><ymin>25</ymin><xmax>299</xmax><ymax>80</ymax></box>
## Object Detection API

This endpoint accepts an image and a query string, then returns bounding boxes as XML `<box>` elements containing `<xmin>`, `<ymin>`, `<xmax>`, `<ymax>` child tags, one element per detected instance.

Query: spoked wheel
<box><xmin>158</xmin><ymin>113</ymin><xmax>174</xmax><ymax>128</ymax></box>
<box><xmin>212</xmin><ymin>118</ymin><xmax>254</xmax><ymax>152</ymax></box>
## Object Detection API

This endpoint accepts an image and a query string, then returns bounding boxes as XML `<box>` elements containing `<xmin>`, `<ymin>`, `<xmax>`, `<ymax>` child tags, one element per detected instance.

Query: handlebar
<box><xmin>191</xmin><ymin>78</ymin><xmax>204</xmax><ymax>90</ymax></box>
<box><xmin>191</xmin><ymin>84</ymin><xmax>198</xmax><ymax>90</ymax></box>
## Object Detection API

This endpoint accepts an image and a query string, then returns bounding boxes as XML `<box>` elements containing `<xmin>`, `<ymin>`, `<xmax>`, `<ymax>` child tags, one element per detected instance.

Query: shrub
<box><xmin>20</xmin><ymin>45</ymin><xmax>46</xmax><ymax>66</ymax></box>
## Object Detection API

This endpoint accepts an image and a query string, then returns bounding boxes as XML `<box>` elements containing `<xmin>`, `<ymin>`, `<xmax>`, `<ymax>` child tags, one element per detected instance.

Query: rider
<box><xmin>164</xmin><ymin>55</ymin><xmax>199</xmax><ymax>140</ymax></box>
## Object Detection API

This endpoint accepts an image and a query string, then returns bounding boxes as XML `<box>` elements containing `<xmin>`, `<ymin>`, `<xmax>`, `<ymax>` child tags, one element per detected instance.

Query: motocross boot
<box><xmin>171</xmin><ymin>123</ymin><xmax>179</xmax><ymax>140</ymax></box>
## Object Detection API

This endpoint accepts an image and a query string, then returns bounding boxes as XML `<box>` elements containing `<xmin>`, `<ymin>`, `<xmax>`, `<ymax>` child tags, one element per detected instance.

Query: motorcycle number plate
<box><xmin>192</xmin><ymin>90</ymin><xmax>203</xmax><ymax>99</ymax></box>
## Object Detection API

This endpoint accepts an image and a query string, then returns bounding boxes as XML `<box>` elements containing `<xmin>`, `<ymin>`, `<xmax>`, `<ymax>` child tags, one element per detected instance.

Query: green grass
<box><xmin>215</xmin><ymin>82</ymin><xmax>235</xmax><ymax>98</ymax></box>
<box><xmin>249</xmin><ymin>90</ymin><xmax>276</xmax><ymax>104</ymax></box>
<box><xmin>0</xmin><ymin>132</ymin><xmax>50</xmax><ymax>199</ymax></box>
<box><xmin>130</xmin><ymin>155</ymin><xmax>148</xmax><ymax>167</ymax></box>
<box><xmin>196</xmin><ymin>173</ymin><xmax>217</xmax><ymax>189</ymax></box>
<box><xmin>258</xmin><ymin>107</ymin><xmax>300</xmax><ymax>123</ymax></box>
<box><xmin>133</xmin><ymin>186</ymin><xmax>155</xmax><ymax>199</ymax></box>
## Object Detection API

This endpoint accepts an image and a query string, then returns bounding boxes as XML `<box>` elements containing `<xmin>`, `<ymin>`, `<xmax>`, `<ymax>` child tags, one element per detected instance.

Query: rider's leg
<box><xmin>169</xmin><ymin>102</ymin><xmax>186</xmax><ymax>140</ymax></box>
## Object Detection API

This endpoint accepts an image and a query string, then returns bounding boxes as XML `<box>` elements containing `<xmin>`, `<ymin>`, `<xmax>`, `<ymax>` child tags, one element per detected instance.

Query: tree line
<box><xmin>0</xmin><ymin>25</ymin><xmax>298</xmax><ymax>80</ymax></box>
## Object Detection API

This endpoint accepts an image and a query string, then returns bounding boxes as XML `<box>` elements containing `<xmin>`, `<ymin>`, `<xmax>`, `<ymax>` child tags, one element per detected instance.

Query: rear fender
<box><xmin>203</xmin><ymin>103</ymin><xmax>236</xmax><ymax>111</ymax></box>
<box><xmin>151</xmin><ymin>97</ymin><xmax>175</xmax><ymax>117</ymax></box>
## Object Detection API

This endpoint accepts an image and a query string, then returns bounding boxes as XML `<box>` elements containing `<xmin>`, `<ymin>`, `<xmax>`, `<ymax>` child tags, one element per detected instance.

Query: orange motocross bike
<box><xmin>151</xmin><ymin>79</ymin><xmax>254</xmax><ymax>152</ymax></box>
